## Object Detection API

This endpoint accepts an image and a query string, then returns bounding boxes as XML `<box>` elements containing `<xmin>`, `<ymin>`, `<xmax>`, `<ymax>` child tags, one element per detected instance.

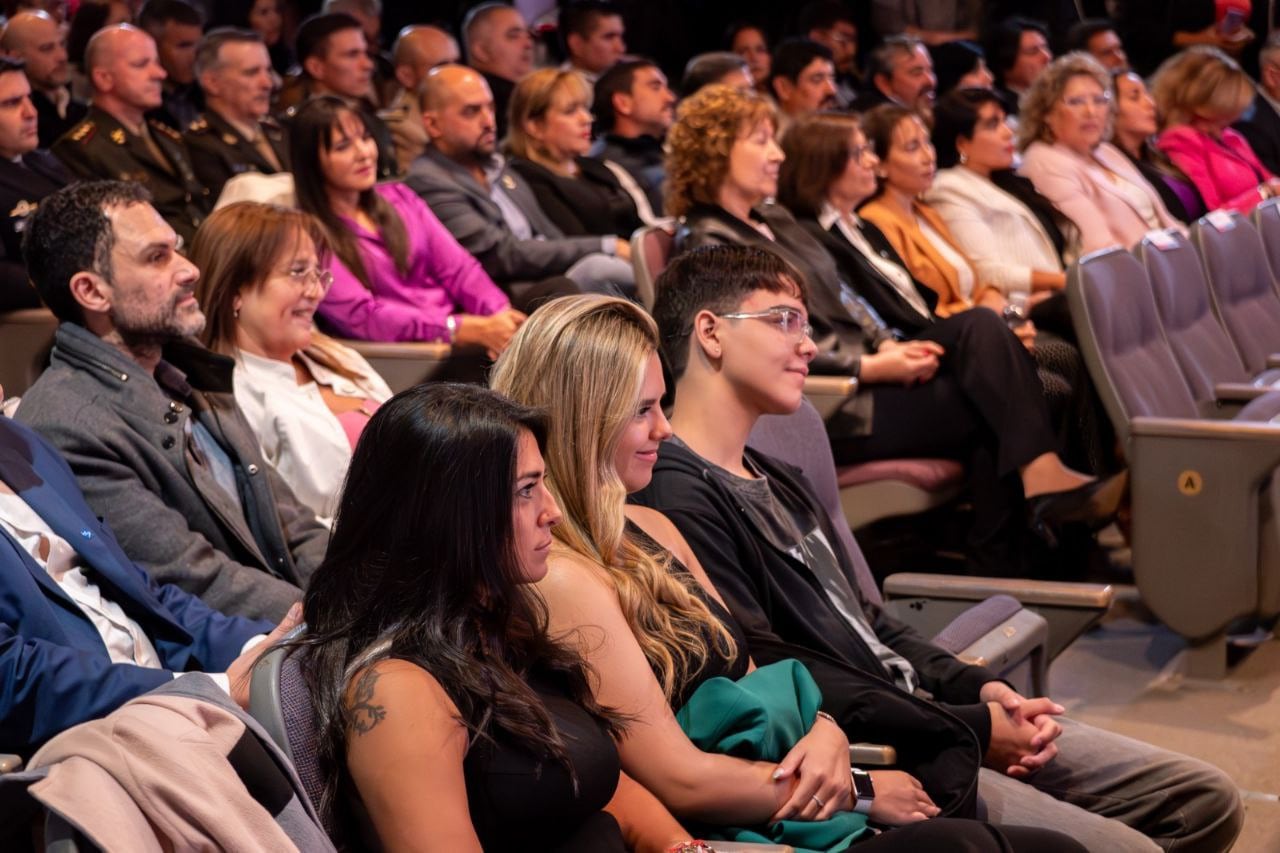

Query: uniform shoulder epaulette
<box><xmin>187</xmin><ymin>116</ymin><xmax>209</xmax><ymax>133</ymax></box>
<box><xmin>67</xmin><ymin>120</ymin><xmax>96</xmax><ymax>144</ymax></box>
<box><xmin>149</xmin><ymin>119</ymin><xmax>183</xmax><ymax>141</ymax></box>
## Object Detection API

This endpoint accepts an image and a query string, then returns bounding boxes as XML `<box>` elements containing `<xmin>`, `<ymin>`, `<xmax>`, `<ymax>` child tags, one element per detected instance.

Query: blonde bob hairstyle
<box><xmin>490</xmin><ymin>295</ymin><xmax>738</xmax><ymax>701</ymax></box>
<box><xmin>1016</xmin><ymin>51</ymin><xmax>1114</xmax><ymax>151</ymax></box>
<box><xmin>505</xmin><ymin>67</ymin><xmax>594</xmax><ymax>164</ymax></box>
<box><xmin>664</xmin><ymin>83</ymin><xmax>777</xmax><ymax>218</ymax></box>
<box><xmin>1150</xmin><ymin>46</ymin><xmax>1256</xmax><ymax>130</ymax></box>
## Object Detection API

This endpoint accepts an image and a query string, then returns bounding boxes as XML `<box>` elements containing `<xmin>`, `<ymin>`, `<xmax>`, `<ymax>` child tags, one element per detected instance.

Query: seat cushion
<box><xmin>836</xmin><ymin>458</ymin><xmax>964</xmax><ymax>492</ymax></box>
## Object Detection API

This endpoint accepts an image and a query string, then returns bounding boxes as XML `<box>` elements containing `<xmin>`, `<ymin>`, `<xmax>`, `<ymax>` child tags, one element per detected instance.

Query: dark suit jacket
<box><xmin>507</xmin><ymin>155</ymin><xmax>643</xmax><ymax>239</ymax></box>
<box><xmin>1235</xmin><ymin>95</ymin><xmax>1280</xmax><ymax>179</ymax></box>
<box><xmin>403</xmin><ymin>147</ymin><xmax>604</xmax><ymax>282</ymax></box>
<box><xmin>0</xmin><ymin>415</ymin><xmax>271</xmax><ymax>756</ymax></box>
<box><xmin>51</xmin><ymin>106</ymin><xmax>211</xmax><ymax>243</ymax></box>
<box><xmin>184</xmin><ymin>108</ymin><xmax>290</xmax><ymax>201</ymax></box>
<box><xmin>0</xmin><ymin>151</ymin><xmax>66</xmax><ymax>311</ymax></box>
<box><xmin>31</xmin><ymin>89</ymin><xmax>87</xmax><ymax>150</ymax></box>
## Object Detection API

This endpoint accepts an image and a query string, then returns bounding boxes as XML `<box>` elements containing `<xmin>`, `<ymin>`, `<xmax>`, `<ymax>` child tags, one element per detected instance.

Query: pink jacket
<box><xmin>1155</xmin><ymin>125</ymin><xmax>1275</xmax><ymax>213</ymax></box>
<box><xmin>1019</xmin><ymin>141</ymin><xmax>1185</xmax><ymax>254</ymax></box>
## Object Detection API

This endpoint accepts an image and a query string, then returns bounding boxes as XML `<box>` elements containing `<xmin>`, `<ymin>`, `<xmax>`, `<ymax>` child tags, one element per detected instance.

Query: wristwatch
<box><xmin>851</xmin><ymin>767</ymin><xmax>876</xmax><ymax>815</ymax></box>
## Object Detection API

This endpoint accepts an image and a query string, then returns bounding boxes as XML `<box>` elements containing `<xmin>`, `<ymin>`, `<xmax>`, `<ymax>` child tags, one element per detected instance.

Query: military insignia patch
<box><xmin>69</xmin><ymin>122</ymin><xmax>95</xmax><ymax>143</ymax></box>
<box><xmin>222</xmin><ymin>133</ymin><xmax>238</xmax><ymax>146</ymax></box>
<box><xmin>110</xmin><ymin>128</ymin><xmax>126</xmax><ymax>145</ymax></box>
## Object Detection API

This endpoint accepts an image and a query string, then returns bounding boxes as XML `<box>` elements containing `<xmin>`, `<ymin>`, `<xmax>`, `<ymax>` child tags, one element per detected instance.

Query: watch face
<box><xmin>852</xmin><ymin>769</ymin><xmax>876</xmax><ymax>799</ymax></box>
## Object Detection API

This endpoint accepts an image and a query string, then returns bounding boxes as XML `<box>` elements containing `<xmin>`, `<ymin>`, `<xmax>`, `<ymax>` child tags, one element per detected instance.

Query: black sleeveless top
<box><xmin>626</xmin><ymin>522</ymin><xmax>751</xmax><ymax>710</ymax></box>
<box><xmin>463</xmin><ymin>670</ymin><xmax>625</xmax><ymax>852</ymax></box>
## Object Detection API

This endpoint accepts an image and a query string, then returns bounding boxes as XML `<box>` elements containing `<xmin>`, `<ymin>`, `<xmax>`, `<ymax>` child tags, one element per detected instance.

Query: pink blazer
<box><xmin>1018</xmin><ymin>141</ymin><xmax>1185</xmax><ymax>254</ymax></box>
<box><xmin>1155</xmin><ymin>125</ymin><xmax>1274</xmax><ymax>213</ymax></box>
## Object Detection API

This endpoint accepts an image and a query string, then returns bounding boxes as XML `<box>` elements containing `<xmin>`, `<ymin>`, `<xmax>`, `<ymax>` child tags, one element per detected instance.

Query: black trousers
<box><xmin>854</xmin><ymin>820</ymin><xmax>1087</xmax><ymax>853</ymax></box>
<box><xmin>829</xmin><ymin>309</ymin><xmax>1058</xmax><ymax>574</ymax></box>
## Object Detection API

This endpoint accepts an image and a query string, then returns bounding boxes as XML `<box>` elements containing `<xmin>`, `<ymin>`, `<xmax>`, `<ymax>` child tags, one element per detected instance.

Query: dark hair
<box><xmin>21</xmin><ymin>180</ymin><xmax>151</xmax><ymax>324</ymax></box>
<box><xmin>289</xmin><ymin>96</ymin><xmax>409</xmax><ymax>290</ymax></box>
<box><xmin>0</xmin><ymin>55</ymin><xmax>25</xmax><ymax>75</ymax></box>
<box><xmin>866</xmin><ymin>34</ymin><xmax>923</xmax><ymax>85</ymax></box>
<box><xmin>769</xmin><ymin>37</ymin><xmax>833</xmax><ymax>90</ymax></box>
<box><xmin>194</xmin><ymin>26</ymin><xmax>264</xmax><ymax>78</ymax></box>
<box><xmin>778</xmin><ymin>111</ymin><xmax>862</xmax><ymax>219</ymax></box>
<box><xmin>861</xmin><ymin>103</ymin><xmax>922</xmax><ymax>197</ymax></box>
<box><xmin>983</xmin><ymin>16</ymin><xmax>1048</xmax><ymax>82</ymax></box>
<box><xmin>680</xmin><ymin>51</ymin><xmax>749</xmax><ymax>98</ymax></box>
<box><xmin>558</xmin><ymin>0</ymin><xmax>621</xmax><ymax>52</ymax></box>
<box><xmin>137</xmin><ymin>0</ymin><xmax>202</xmax><ymax>34</ymax></box>
<box><xmin>462</xmin><ymin>1</ymin><xmax>513</xmax><ymax>48</ymax></box>
<box><xmin>931</xmin><ymin>39</ymin><xmax>985</xmax><ymax>95</ymax></box>
<box><xmin>293</xmin><ymin>382</ymin><xmax>622</xmax><ymax>842</ymax></box>
<box><xmin>797</xmin><ymin>0</ymin><xmax>855</xmax><ymax>34</ymax></box>
<box><xmin>68</xmin><ymin>2</ymin><xmax>123</xmax><ymax>68</ymax></box>
<box><xmin>722</xmin><ymin>20</ymin><xmax>767</xmax><ymax>50</ymax></box>
<box><xmin>654</xmin><ymin>245</ymin><xmax>806</xmax><ymax>381</ymax></box>
<box><xmin>593</xmin><ymin>56</ymin><xmax>657</xmax><ymax>133</ymax></box>
<box><xmin>1065</xmin><ymin>18</ymin><xmax>1118</xmax><ymax>54</ymax></box>
<box><xmin>931</xmin><ymin>87</ymin><xmax>1006</xmax><ymax>168</ymax></box>
<box><xmin>295</xmin><ymin>12</ymin><xmax>361</xmax><ymax>63</ymax></box>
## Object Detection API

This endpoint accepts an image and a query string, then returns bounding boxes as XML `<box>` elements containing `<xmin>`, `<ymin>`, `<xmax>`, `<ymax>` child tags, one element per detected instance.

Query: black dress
<box><xmin>508</xmin><ymin>156</ymin><xmax>644</xmax><ymax>240</ymax></box>
<box><xmin>463</xmin><ymin>670</ymin><xmax>626</xmax><ymax>852</ymax></box>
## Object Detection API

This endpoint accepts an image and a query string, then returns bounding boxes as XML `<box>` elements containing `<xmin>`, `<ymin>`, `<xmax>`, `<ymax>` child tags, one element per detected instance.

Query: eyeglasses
<box><xmin>283</xmin><ymin>266</ymin><xmax>334</xmax><ymax>296</ymax></box>
<box><xmin>1060</xmin><ymin>93</ymin><xmax>1112</xmax><ymax>111</ymax></box>
<box><xmin>849</xmin><ymin>143</ymin><xmax>874</xmax><ymax>161</ymax></box>
<box><xmin>717</xmin><ymin>306</ymin><xmax>814</xmax><ymax>341</ymax></box>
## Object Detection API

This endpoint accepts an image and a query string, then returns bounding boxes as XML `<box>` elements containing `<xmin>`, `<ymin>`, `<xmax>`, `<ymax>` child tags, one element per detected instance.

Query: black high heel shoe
<box><xmin>1026</xmin><ymin>471</ymin><xmax>1129</xmax><ymax>547</ymax></box>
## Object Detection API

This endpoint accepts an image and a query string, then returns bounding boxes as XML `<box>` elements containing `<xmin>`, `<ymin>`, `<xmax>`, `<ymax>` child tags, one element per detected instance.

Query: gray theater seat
<box><xmin>1191</xmin><ymin>213</ymin><xmax>1280</xmax><ymax>375</ymax></box>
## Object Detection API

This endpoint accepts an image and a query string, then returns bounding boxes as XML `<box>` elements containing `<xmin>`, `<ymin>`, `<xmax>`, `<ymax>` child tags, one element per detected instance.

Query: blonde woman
<box><xmin>1151</xmin><ymin>46</ymin><xmax>1280</xmax><ymax>213</ymax></box>
<box><xmin>505</xmin><ymin>68</ymin><xmax>643</xmax><ymax>239</ymax></box>
<box><xmin>491</xmin><ymin>294</ymin><xmax>1092</xmax><ymax>853</ymax></box>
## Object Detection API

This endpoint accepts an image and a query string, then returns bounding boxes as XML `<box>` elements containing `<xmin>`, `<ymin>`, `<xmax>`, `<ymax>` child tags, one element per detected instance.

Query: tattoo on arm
<box><xmin>348</xmin><ymin>669</ymin><xmax>388</xmax><ymax>735</ymax></box>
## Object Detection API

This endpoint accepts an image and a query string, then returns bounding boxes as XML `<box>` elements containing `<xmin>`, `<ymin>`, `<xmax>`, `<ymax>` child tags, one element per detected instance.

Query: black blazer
<box><xmin>508</xmin><ymin>155</ymin><xmax>642</xmax><ymax>239</ymax></box>
<box><xmin>0</xmin><ymin>151</ymin><xmax>67</xmax><ymax>311</ymax></box>
<box><xmin>1235</xmin><ymin>95</ymin><xmax>1280</xmax><ymax>179</ymax></box>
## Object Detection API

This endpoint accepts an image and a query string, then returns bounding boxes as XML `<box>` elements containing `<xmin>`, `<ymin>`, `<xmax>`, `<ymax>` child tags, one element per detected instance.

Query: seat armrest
<box><xmin>0</xmin><ymin>754</ymin><xmax>21</xmax><ymax>773</ymax></box>
<box><xmin>1268</xmin><ymin>353</ymin><xmax>1280</xmax><ymax>369</ymax></box>
<box><xmin>849</xmin><ymin>743</ymin><xmax>897</xmax><ymax>766</ymax></box>
<box><xmin>803</xmin><ymin>375</ymin><xmax>858</xmax><ymax>419</ymax></box>
<box><xmin>881</xmin><ymin>574</ymin><xmax>1113</xmax><ymax>609</ymax></box>
<box><xmin>1214</xmin><ymin>382</ymin><xmax>1273</xmax><ymax>403</ymax></box>
<box><xmin>338</xmin><ymin>339</ymin><xmax>452</xmax><ymax>360</ymax></box>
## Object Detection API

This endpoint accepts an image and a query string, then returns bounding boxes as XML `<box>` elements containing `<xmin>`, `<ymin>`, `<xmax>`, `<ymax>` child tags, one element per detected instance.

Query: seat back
<box><xmin>248</xmin><ymin>626</ymin><xmax>331</xmax><ymax>835</ymax></box>
<box><xmin>0</xmin><ymin>309</ymin><xmax>57</xmax><ymax>398</ymax></box>
<box><xmin>1134</xmin><ymin>230</ymin><xmax>1250</xmax><ymax>404</ymax></box>
<box><xmin>1192</xmin><ymin>213</ymin><xmax>1280</xmax><ymax>373</ymax></box>
<box><xmin>748</xmin><ymin>399</ymin><xmax>883</xmax><ymax>605</ymax></box>
<box><xmin>1250</xmin><ymin>197</ymin><xmax>1280</xmax><ymax>283</ymax></box>
<box><xmin>1067</xmin><ymin>247</ymin><xmax>1200</xmax><ymax>440</ymax></box>
<box><xmin>629</xmin><ymin>224</ymin><xmax>674</xmax><ymax>310</ymax></box>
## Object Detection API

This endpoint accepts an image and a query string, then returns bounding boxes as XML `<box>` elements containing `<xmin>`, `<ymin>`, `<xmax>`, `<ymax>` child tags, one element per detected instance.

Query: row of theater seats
<box><xmin>1068</xmin><ymin>199</ymin><xmax>1280</xmax><ymax>677</ymax></box>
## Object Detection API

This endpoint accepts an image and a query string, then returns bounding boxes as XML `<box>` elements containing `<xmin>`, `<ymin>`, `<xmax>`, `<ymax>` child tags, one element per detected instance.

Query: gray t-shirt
<box><xmin>675</xmin><ymin>436</ymin><xmax>918</xmax><ymax>692</ymax></box>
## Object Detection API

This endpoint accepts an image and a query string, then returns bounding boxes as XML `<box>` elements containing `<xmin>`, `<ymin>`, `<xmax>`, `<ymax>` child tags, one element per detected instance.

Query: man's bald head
<box><xmin>421</xmin><ymin>63</ymin><xmax>497</xmax><ymax>162</ymax></box>
<box><xmin>1</xmin><ymin>10</ymin><xmax>68</xmax><ymax>91</ymax></box>
<box><xmin>392</xmin><ymin>24</ymin><xmax>460</xmax><ymax>92</ymax></box>
<box><xmin>85</xmin><ymin>24</ymin><xmax>166</xmax><ymax>117</ymax></box>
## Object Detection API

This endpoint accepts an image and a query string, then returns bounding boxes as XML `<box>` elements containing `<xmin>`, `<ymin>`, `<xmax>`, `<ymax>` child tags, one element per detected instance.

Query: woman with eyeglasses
<box><xmin>290</xmin><ymin>96</ymin><xmax>526</xmax><ymax>356</ymax></box>
<box><xmin>192</xmin><ymin>202</ymin><xmax>392</xmax><ymax>527</ymax></box>
<box><xmin>1017</xmin><ymin>53</ymin><xmax>1183</xmax><ymax>255</ymax></box>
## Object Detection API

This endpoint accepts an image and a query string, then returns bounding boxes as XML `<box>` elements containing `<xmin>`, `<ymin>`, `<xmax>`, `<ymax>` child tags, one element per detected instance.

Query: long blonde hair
<box><xmin>491</xmin><ymin>295</ymin><xmax>737</xmax><ymax>700</ymax></box>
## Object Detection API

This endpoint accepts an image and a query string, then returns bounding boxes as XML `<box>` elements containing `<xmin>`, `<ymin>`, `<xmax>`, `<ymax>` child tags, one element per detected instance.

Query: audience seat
<box><xmin>1250</xmin><ymin>197</ymin><xmax>1280</xmax><ymax>283</ymax></box>
<box><xmin>334</xmin><ymin>339</ymin><xmax>452</xmax><ymax>394</ymax></box>
<box><xmin>1068</xmin><ymin>245</ymin><xmax>1280</xmax><ymax>676</ymax></box>
<box><xmin>1191</xmin><ymin>213</ymin><xmax>1280</xmax><ymax>375</ymax></box>
<box><xmin>630</xmin><ymin>223</ymin><xmax>674</xmax><ymax>311</ymax></box>
<box><xmin>1134</xmin><ymin>229</ymin><xmax>1280</xmax><ymax>415</ymax></box>
<box><xmin>749</xmin><ymin>399</ymin><xmax>1115</xmax><ymax>691</ymax></box>
<box><xmin>0</xmin><ymin>309</ymin><xmax>57</xmax><ymax>398</ymax></box>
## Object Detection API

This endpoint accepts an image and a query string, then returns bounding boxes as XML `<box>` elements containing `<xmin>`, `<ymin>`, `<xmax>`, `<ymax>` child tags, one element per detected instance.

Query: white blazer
<box><xmin>924</xmin><ymin>166</ymin><xmax>1064</xmax><ymax>294</ymax></box>
<box><xmin>1018</xmin><ymin>141</ymin><xmax>1184</xmax><ymax>255</ymax></box>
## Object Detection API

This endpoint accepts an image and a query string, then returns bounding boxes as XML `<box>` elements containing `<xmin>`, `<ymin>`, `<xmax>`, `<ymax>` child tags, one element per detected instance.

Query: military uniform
<box><xmin>184</xmin><ymin>108</ymin><xmax>290</xmax><ymax>202</ymax></box>
<box><xmin>50</xmin><ymin>106</ymin><xmax>211</xmax><ymax>244</ymax></box>
<box><xmin>0</xmin><ymin>150</ymin><xmax>67</xmax><ymax>311</ymax></box>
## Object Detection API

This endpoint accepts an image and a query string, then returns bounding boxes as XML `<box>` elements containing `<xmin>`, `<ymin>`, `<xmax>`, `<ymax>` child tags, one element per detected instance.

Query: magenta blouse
<box><xmin>317</xmin><ymin>182</ymin><xmax>511</xmax><ymax>341</ymax></box>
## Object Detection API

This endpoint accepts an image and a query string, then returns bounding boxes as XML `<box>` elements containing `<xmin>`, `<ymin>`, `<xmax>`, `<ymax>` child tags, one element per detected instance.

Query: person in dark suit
<box><xmin>1235</xmin><ymin>35</ymin><xmax>1280</xmax><ymax>176</ymax></box>
<box><xmin>184</xmin><ymin>28</ymin><xmax>289</xmax><ymax>202</ymax></box>
<box><xmin>409</xmin><ymin>64</ymin><xmax>633</xmax><ymax>303</ymax></box>
<box><xmin>0</xmin><ymin>56</ymin><xmax>66</xmax><ymax>312</ymax></box>
<box><xmin>462</xmin><ymin>2</ymin><xmax>534</xmax><ymax>142</ymax></box>
<box><xmin>0</xmin><ymin>10</ymin><xmax>87</xmax><ymax>148</ymax></box>
<box><xmin>51</xmin><ymin>24</ymin><xmax>210</xmax><ymax>244</ymax></box>
<box><xmin>0</xmin><ymin>406</ymin><xmax>305</xmax><ymax>758</ymax></box>
<box><xmin>590</xmin><ymin>57</ymin><xmax>675</xmax><ymax>218</ymax></box>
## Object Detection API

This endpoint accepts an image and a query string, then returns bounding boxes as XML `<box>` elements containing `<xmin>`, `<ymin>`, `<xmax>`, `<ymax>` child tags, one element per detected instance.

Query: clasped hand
<box><xmin>980</xmin><ymin>681</ymin><xmax>1065</xmax><ymax>778</ymax></box>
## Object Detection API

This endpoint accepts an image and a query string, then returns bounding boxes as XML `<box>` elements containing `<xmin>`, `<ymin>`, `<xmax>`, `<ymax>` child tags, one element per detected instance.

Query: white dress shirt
<box><xmin>233</xmin><ymin>343</ymin><xmax>392</xmax><ymax>527</ymax></box>
<box><xmin>819</xmin><ymin>202</ymin><xmax>932</xmax><ymax>319</ymax></box>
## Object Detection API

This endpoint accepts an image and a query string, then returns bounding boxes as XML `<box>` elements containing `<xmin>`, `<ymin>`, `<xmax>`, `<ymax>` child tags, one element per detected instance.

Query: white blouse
<box><xmin>233</xmin><ymin>341</ymin><xmax>392</xmax><ymax>527</ymax></box>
